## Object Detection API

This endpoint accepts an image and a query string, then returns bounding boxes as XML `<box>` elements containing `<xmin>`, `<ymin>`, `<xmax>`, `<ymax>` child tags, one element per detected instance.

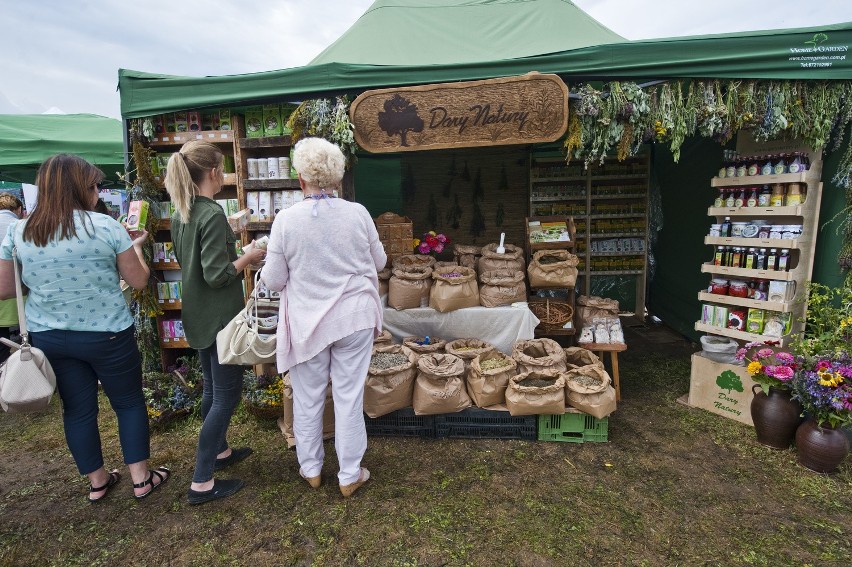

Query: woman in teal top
<box><xmin>0</xmin><ymin>154</ymin><xmax>170</xmax><ymax>502</ymax></box>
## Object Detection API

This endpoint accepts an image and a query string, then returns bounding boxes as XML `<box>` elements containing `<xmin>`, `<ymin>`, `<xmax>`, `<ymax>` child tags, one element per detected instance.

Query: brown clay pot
<box><xmin>795</xmin><ymin>419</ymin><xmax>850</xmax><ymax>474</ymax></box>
<box><xmin>750</xmin><ymin>385</ymin><xmax>803</xmax><ymax>449</ymax></box>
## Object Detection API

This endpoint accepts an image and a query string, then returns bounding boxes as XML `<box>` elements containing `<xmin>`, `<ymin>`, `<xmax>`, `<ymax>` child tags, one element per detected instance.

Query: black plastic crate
<box><xmin>434</xmin><ymin>408</ymin><xmax>537</xmax><ymax>440</ymax></box>
<box><xmin>364</xmin><ymin>407</ymin><xmax>435</xmax><ymax>438</ymax></box>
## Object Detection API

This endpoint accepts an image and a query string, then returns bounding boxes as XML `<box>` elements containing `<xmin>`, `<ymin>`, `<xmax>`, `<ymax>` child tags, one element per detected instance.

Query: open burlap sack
<box><xmin>527</xmin><ymin>249</ymin><xmax>579</xmax><ymax>288</ymax></box>
<box><xmin>445</xmin><ymin>338</ymin><xmax>497</xmax><ymax>373</ymax></box>
<box><xmin>467</xmin><ymin>350</ymin><xmax>517</xmax><ymax>407</ymax></box>
<box><xmin>478</xmin><ymin>243</ymin><xmax>525</xmax><ymax>274</ymax></box>
<box><xmin>434</xmin><ymin>261</ymin><xmax>460</xmax><ymax>271</ymax></box>
<box><xmin>453</xmin><ymin>244</ymin><xmax>482</xmax><ymax>272</ymax></box>
<box><xmin>563</xmin><ymin>347</ymin><xmax>603</xmax><ymax>369</ymax></box>
<box><xmin>564</xmin><ymin>365</ymin><xmax>616</xmax><ymax>419</ymax></box>
<box><xmin>364</xmin><ymin>344</ymin><xmax>418</xmax><ymax>418</ymax></box>
<box><xmin>373</xmin><ymin>330</ymin><xmax>393</xmax><ymax>345</ymax></box>
<box><xmin>505</xmin><ymin>369</ymin><xmax>566</xmax><ymax>416</ymax></box>
<box><xmin>576</xmin><ymin>295</ymin><xmax>619</xmax><ymax>326</ymax></box>
<box><xmin>429</xmin><ymin>266</ymin><xmax>479</xmax><ymax>313</ymax></box>
<box><xmin>388</xmin><ymin>266</ymin><xmax>433</xmax><ymax>310</ymax></box>
<box><xmin>403</xmin><ymin>336</ymin><xmax>447</xmax><ymax>355</ymax></box>
<box><xmin>412</xmin><ymin>353</ymin><xmax>471</xmax><ymax>415</ymax></box>
<box><xmin>478</xmin><ymin>269</ymin><xmax>526</xmax><ymax>308</ymax></box>
<box><xmin>512</xmin><ymin>338</ymin><xmax>569</xmax><ymax>373</ymax></box>
<box><xmin>377</xmin><ymin>268</ymin><xmax>392</xmax><ymax>297</ymax></box>
<box><xmin>392</xmin><ymin>254</ymin><xmax>436</xmax><ymax>271</ymax></box>
<box><xmin>277</xmin><ymin>373</ymin><xmax>334</xmax><ymax>449</ymax></box>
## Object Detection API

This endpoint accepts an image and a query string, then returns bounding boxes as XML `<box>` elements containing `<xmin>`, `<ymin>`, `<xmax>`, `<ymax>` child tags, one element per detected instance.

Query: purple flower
<box><xmin>775</xmin><ymin>352</ymin><xmax>794</xmax><ymax>364</ymax></box>
<box><xmin>418</xmin><ymin>242</ymin><xmax>431</xmax><ymax>254</ymax></box>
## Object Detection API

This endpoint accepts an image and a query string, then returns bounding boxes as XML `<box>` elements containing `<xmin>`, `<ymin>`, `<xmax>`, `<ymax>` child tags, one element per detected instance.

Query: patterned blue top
<box><xmin>0</xmin><ymin>212</ymin><xmax>134</xmax><ymax>332</ymax></box>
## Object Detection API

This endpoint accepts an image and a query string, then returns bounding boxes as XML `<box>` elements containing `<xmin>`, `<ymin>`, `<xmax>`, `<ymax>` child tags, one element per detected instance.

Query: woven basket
<box><xmin>242</xmin><ymin>398</ymin><xmax>284</xmax><ymax>419</ymax></box>
<box><xmin>149</xmin><ymin>407</ymin><xmax>191</xmax><ymax>429</ymax></box>
<box><xmin>528</xmin><ymin>299</ymin><xmax>574</xmax><ymax>332</ymax></box>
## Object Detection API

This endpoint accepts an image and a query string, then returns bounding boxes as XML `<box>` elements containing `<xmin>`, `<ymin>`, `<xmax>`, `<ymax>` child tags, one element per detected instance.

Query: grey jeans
<box><xmin>192</xmin><ymin>344</ymin><xmax>244</xmax><ymax>483</ymax></box>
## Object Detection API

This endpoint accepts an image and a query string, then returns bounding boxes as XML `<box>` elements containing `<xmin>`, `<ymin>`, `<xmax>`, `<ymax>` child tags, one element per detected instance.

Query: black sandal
<box><xmin>133</xmin><ymin>466</ymin><xmax>171</xmax><ymax>500</ymax></box>
<box><xmin>88</xmin><ymin>469</ymin><xmax>121</xmax><ymax>503</ymax></box>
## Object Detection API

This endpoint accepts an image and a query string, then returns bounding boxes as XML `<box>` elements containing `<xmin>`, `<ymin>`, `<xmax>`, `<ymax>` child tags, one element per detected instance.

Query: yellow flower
<box><xmin>428</xmin><ymin>231</ymin><xmax>437</xmax><ymax>236</ymax></box>
<box><xmin>412</xmin><ymin>238</ymin><xmax>420</xmax><ymax>248</ymax></box>
<box><xmin>747</xmin><ymin>361</ymin><xmax>763</xmax><ymax>375</ymax></box>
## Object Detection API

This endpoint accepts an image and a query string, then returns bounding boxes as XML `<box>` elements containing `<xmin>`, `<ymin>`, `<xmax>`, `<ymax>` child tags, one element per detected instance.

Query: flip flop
<box><xmin>133</xmin><ymin>466</ymin><xmax>171</xmax><ymax>500</ymax></box>
<box><xmin>88</xmin><ymin>469</ymin><xmax>121</xmax><ymax>503</ymax></box>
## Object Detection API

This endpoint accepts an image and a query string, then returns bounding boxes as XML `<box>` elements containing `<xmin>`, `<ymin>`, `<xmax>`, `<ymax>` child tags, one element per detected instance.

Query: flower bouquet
<box><xmin>792</xmin><ymin>353</ymin><xmax>852</xmax><ymax>429</ymax></box>
<box><xmin>735</xmin><ymin>341</ymin><xmax>797</xmax><ymax>395</ymax></box>
<box><xmin>143</xmin><ymin>357</ymin><xmax>202</xmax><ymax>428</ymax></box>
<box><xmin>242</xmin><ymin>371</ymin><xmax>285</xmax><ymax>419</ymax></box>
<box><xmin>413</xmin><ymin>231</ymin><xmax>450</xmax><ymax>255</ymax></box>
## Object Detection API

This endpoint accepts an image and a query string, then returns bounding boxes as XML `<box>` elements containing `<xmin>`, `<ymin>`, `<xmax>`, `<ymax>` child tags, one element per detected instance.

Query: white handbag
<box><xmin>216</xmin><ymin>271</ymin><xmax>278</xmax><ymax>366</ymax></box>
<box><xmin>0</xmin><ymin>248</ymin><xmax>57</xmax><ymax>413</ymax></box>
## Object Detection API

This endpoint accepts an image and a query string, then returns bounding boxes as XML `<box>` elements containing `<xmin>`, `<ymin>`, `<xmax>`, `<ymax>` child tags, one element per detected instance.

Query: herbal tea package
<box><xmin>429</xmin><ymin>266</ymin><xmax>479</xmax><ymax>313</ymax></box>
<box><xmin>467</xmin><ymin>350</ymin><xmax>517</xmax><ymax>408</ymax></box>
<box><xmin>505</xmin><ymin>369</ymin><xmax>566</xmax><ymax>416</ymax></box>
<box><xmin>364</xmin><ymin>345</ymin><xmax>418</xmax><ymax>418</ymax></box>
<box><xmin>512</xmin><ymin>338</ymin><xmax>569</xmax><ymax>374</ymax></box>
<box><xmin>412</xmin><ymin>353</ymin><xmax>471</xmax><ymax>415</ymax></box>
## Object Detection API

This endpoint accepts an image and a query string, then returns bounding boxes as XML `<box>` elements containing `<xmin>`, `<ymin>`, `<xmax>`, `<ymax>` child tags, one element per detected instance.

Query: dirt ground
<box><xmin>1</xmin><ymin>323</ymin><xmax>850</xmax><ymax>566</ymax></box>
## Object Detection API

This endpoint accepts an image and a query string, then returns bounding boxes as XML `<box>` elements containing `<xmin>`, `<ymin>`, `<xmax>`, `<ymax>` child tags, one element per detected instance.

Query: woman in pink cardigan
<box><xmin>261</xmin><ymin>137</ymin><xmax>386</xmax><ymax>497</ymax></box>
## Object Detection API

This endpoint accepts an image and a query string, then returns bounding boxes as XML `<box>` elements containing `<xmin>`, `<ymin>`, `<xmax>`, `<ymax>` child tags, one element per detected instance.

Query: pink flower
<box><xmin>735</xmin><ymin>348</ymin><xmax>747</xmax><ymax>361</ymax></box>
<box><xmin>770</xmin><ymin>365</ymin><xmax>794</xmax><ymax>381</ymax></box>
<box><xmin>436</xmin><ymin>234</ymin><xmax>447</xmax><ymax>243</ymax></box>
<box><xmin>775</xmin><ymin>352</ymin><xmax>794</xmax><ymax>364</ymax></box>
<box><xmin>418</xmin><ymin>242</ymin><xmax>431</xmax><ymax>254</ymax></box>
<box><xmin>756</xmin><ymin>348</ymin><xmax>774</xmax><ymax>359</ymax></box>
<box><xmin>433</xmin><ymin>243</ymin><xmax>444</xmax><ymax>253</ymax></box>
<box><xmin>816</xmin><ymin>360</ymin><xmax>831</xmax><ymax>371</ymax></box>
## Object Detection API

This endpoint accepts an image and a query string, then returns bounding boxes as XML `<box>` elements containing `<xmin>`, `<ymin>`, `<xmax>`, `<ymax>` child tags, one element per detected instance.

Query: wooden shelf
<box><xmin>156</xmin><ymin>219</ymin><xmax>171</xmax><ymax>231</ymax></box>
<box><xmin>590</xmin><ymin>232</ymin><xmax>646</xmax><ymax>238</ymax></box>
<box><xmin>591</xmin><ymin>251</ymin><xmax>646</xmax><ymax>257</ymax></box>
<box><xmin>157</xmin><ymin>299</ymin><xmax>183</xmax><ymax>310</ymax></box>
<box><xmin>704</xmin><ymin>236</ymin><xmax>799</xmax><ymax>248</ymax></box>
<box><xmin>577</xmin><ymin>342</ymin><xmax>627</xmax><ymax>352</ymax></box>
<box><xmin>531</xmin><ymin>175</ymin><xmax>587</xmax><ymax>182</ymax></box>
<box><xmin>707</xmin><ymin>205</ymin><xmax>808</xmax><ymax>217</ymax></box>
<box><xmin>588</xmin><ymin>269</ymin><xmax>645</xmax><ymax>276</ymax></box>
<box><xmin>591</xmin><ymin>173</ymin><xmax>648</xmax><ymax>181</ymax></box>
<box><xmin>700</xmin><ymin>263</ymin><xmax>795</xmax><ymax>281</ymax></box>
<box><xmin>243</xmin><ymin>178</ymin><xmax>300</xmax><ymax>190</ymax></box>
<box><xmin>697</xmin><ymin>291</ymin><xmax>791</xmax><ymax>313</ymax></box>
<box><xmin>590</xmin><ymin>213</ymin><xmax>647</xmax><ymax>219</ymax></box>
<box><xmin>245</xmin><ymin>221</ymin><xmax>274</xmax><ymax>231</ymax></box>
<box><xmin>160</xmin><ymin>337</ymin><xmax>189</xmax><ymax>349</ymax></box>
<box><xmin>534</xmin><ymin>327</ymin><xmax>576</xmax><ymax>337</ymax></box>
<box><xmin>710</xmin><ymin>171</ymin><xmax>810</xmax><ymax>187</ymax></box>
<box><xmin>238</xmin><ymin>135</ymin><xmax>293</xmax><ymax>149</ymax></box>
<box><xmin>694</xmin><ymin>322</ymin><xmax>788</xmax><ymax>343</ymax></box>
<box><xmin>152</xmin><ymin>261</ymin><xmax>181</xmax><ymax>271</ymax></box>
<box><xmin>530</xmin><ymin>196</ymin><xmax>586</xmax><ymax>202</ymax></box>
<box><xmin>591</xmin><ymin>193</ymin><xmax>646</xmax><ymax>200</ymax></box>
<box><xmin>148</xmin><ymin>130</ymin><xmax>235</xmax><ymax>147</ymax></box>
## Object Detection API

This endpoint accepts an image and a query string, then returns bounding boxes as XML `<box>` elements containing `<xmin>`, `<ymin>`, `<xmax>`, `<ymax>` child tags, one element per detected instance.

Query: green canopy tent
<box><xmin>117</xmin><ymin>0</ymin><xmax>852</xmax><ymax>340</ymax></box>
<box><xmin>0</xmin><ymin>114</ymin><xmax>126</xmax><ymax>185</ymax></box>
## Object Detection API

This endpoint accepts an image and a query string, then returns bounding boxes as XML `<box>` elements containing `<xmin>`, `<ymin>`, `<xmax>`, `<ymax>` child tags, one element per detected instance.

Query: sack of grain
<box><xmin>505</xmin><ymin>369</ymin><xmax>566</xmax><ymax>416</ymax></box>
<box><xmin>467</xmin><ymin>350</ymin><xmax>517</xmax><ymax>407</ymax></box>
<box><xmin>412</xmin><ymin>353</ymin><xmax>471</xmax><ymax>415</ymax></box>
<box><xmin>363</xmin><ymin>345</ymin><xmax>418</xmax><ymax>418</ymax></box>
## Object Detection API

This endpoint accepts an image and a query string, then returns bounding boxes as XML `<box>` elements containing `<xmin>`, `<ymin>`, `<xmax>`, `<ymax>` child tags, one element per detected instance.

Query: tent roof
<box><xmin>119</xmin><ymin>21</ymin><xmax>852</xmax><ymax>118</ymax></box>
<box><xmin>309</xmin><ymin>0</ymin><xmax>626</xmax><ymax>66</ymax></box>
<box><xmin>0</xmin><ymin>114</ymin><xmax>125</xmax><ymax>169</ymax></box>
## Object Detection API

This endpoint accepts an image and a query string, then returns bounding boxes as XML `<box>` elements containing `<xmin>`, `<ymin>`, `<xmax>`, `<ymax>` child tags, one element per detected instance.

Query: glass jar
<box><xmin>729</xmin><ymin>280</ymin><xmax>750</xmax><ymax>298</ymax></box>
<box><xmin>709</xmin><ymin>278</ymin><xmax>730</xmax><ymax>294</ymax></box>
<box><xmin>735</xmin><ymin>156</ymin><xmax>747</xmax><ymax>178</ymax></box>
<box><xmin>734</xmin><ymin>189</ymin><xmax>746</xmax><ymax>208</ymax></box>
<box><xmin>757</xmin><ymin>225</ymin><xmax>771</xmax><ymax>239</ymax></box>
<box><xmin>788</xmin><ymin>152</ymin><xmax>802</xmax><ymax>173</ymax></box>
<box><xmin>769</xmin><ymin>184</ymin><xmax>786</xmax><ymax>206</ymax></box>
<box><xmin>709</xmin><ymin>224</ymin><xmax>722</xmax><ymax>237</ymax></box>
<box><xmin>747</xmin><ymin>156</ymin><xmax>760</xmax><ymax>177</ymax></box>
<box><xmin>754</xmin><ymin>279</ymin><xmax>769</xmax><ymax>301</ymax></box>
<box><xmin>757</xmin><ymin>185</ymin><xmax>771</xmax><ymax>207</ymax></box>
<box><xmin>773</xmin><ymin>154</ymin><xmax>787</xmax><ymax>175</ymax></box>
<box><xmin>725</xmin><ymin>188</ymin><xmax>736</xmax><ymax>208</ymax></box>
<box><xmin>761</xmin><ymin>155</ymin><xmax>774</xmax><ymax>176</ymax></box>
<box><xmin>714</xmin><ymin>188</ymin><xmax>725</xmax><ymax>208</ymax></box>
<box><xmin>786</xmin><ymin>183</ymin><xmax>805</xmax><ymax>206</ymax></box>
<box><xmin>746</xmin><ymin>187</ymin><xmax>758</xmax><ymax>207</ymax></box>
<box><xmin>769</xmin><ymin>225</ymin><xmax>784</xmax><ymax>239</ymax></box>
<box><xmin>731</xmin><ymin>222</ymin><xmax>748</xmax><ymax>237</ymax></box>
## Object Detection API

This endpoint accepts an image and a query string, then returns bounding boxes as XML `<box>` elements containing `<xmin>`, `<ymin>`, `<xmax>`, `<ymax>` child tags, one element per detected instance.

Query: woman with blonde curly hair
<box><xmin>261</xmin><ymin>137</ymin><xmax>386</xmax><ymax>497</ymax></box>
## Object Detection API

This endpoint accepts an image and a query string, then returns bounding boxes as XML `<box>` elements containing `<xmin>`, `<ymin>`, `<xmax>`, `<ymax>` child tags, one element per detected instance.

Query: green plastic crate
<box><xmin>538</xmin><ymin>412</ymin><xmax>609</xmax><ymax>443</ymax></box>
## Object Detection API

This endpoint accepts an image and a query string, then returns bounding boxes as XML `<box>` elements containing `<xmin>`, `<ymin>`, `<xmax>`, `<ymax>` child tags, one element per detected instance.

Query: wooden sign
<box><xmin>350</xmin><ymin>73</ymin><xmax>569</xmax><ymax>153</ymax></box>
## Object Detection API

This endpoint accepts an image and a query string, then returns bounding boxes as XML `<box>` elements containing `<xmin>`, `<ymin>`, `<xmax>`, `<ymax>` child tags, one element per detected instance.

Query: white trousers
<box><xmin>289</xmin><ymin>328</ymin><xmax>373</xmax><ymax>485</ymax></box>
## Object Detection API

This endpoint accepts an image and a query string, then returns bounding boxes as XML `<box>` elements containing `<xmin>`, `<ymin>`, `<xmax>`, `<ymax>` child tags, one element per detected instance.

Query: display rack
<box><xmin>529</xmin><ymin>153</ymin><xmax>649</xmax><ymax>315</ymax></box>
<box><xmin>694</xmin><ymin>137</ymin><xmax>823</xmax><ymax>348</ymax></box>
<box><xmin>524</xmin><ymin>215</ymin><xmax>577</xmax><ymax>338</ymax></box>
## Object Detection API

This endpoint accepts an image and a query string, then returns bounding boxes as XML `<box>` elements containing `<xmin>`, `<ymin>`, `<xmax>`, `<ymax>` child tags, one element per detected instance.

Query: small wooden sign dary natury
<box><xmin>350</xmin><ymin>73</ymin><xmax>569</xmax><ymax>153</ymax></box>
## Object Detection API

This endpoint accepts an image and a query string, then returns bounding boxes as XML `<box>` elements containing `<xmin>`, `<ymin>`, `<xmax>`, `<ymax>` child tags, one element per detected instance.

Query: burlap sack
<box><xmin>403</xmin><ymin>336</ymin><xmax>447</xmax><ymax>355</ymax></box>
<box><xmin>563</xmin><ymin>347</ymin><xmax>603</xmax><ymax>369</ymax></box>
<box><xmin>478</xmin><ymin>269</ymin><xmax>526</xmax><ymax>308</ymax></box>
<box><xmin>478</xmin><ymin>243</ymin><xmax>525</xmax><ymax>274</ymax></box>
<box><xmin>527</xmin><ymin>250</ymin><xmax>579</xmax><ymax>288</ymax></box>
<box><xmin>377</xmin><ymin>268</ymin><xmax>392</xmax><ymax>297</ymax></box>
<box><xmin>412</xmin><ymin>353</ymin><xmax>471</xmax><ymax>415</ymax></box>
<box><xmin>512</xmin><ymin>338</ymin><xmax>569</xmax><ymax>373</ymax></box>
<box><xmin>364</xmin><ymin>345</ymin><xmax>418</xmax><ymax>418</ymax></box>
<box><xmin>453</xmin><ymin>244</ymin><xmax>482</xmax><ymax>272</ymax></box>
<box><xmin>393</xmin><ymin>254</ymin><xmax>436</xmax><ymax>271</ymax></box>
<box><xmin>388</xmin><ymin>266</ymin><xmax>433</xmax><ymax>310</ymax></box>
<box><xmin>277</xmin><ymin>374</ymin><xmax>334</xmax><ymax>449</ymax></box>
<box><xmin>434</xmin><ymin>261</ymin><xmax>460</xmax><ymax>271</ymax></box>
<box><xmin>564</xmin><ymin>365</ymin><xmax>615</xmax><ymax>419</ymax></box>
<box><xmin>445</xmin><ymin>338</ymin><xmax>497</xmax><ymax>373</ymax></box>
<box><xmin>505</xmin><ymin>369</ymin><xmax>566</xmax><ymax>416</ymax></box>
<box><xmin>373</xmin><ymin>330</ymin><xmax>393</xmax><ymax>345</ymax></box>
<box><xmin>576</xmin><ymin>295</ymin><xmax>619</xmax><ymax>326</ymax></box>
<box><xmin>429</xmin><ymin>266</ymin><xmax>479</xmax><ymax>313</ymax></box>
<box><xmin>467</xmin><ymin>350</ymin><xmax>517</xmax><ymax>407</ymax></box>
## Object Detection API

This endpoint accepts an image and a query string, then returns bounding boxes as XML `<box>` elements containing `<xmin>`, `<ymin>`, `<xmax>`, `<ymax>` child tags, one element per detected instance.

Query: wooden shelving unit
<box><xmin>524</xmin><ymin>215</ymin><xmax>577</xmax><ymax>338</ymax></box>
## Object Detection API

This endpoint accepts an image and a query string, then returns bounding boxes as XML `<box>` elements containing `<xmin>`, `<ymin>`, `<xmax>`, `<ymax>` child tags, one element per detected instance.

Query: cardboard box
<box><xmin>153</xmin><ymin>242</ymin><xmax>165</xmax><ymax>263</ymax></box>
<box><xmin>688</xmin><ymin>353</ymin><xmax>755</xmax><ymax>426</ymax></box>
<box><xmin>227</xmin><ymin>199</ymin><xmax>239</xmax><ymax>216</ymax></box>
<box><xmin>154</xmin><ymin>115</ymin><xmax>166</xmax><ymax>134</ymax></box>
<box><xmin>188</xmin><ymin>110</ymin><xmax>201</xmax><ymax>132</ymax></box>
<box><xmin>169</xmin><ymin>282</ymin><xmax>182</xmax><ymax>301</ymax></box>
<box><xmin>163</xmin><ymin>241</ymin><xmax>176</xmax><ymax>262</ymax></box>
<box><xmin>258</xmin><ymin>191</ymin><xmax>272</xmax><ymax>221</ymax></box>
<box><xmin>227</xmin><ymin>208</ymin><xmax>250</xmax><ymax>232</ymax></box>
<box><xmin>245</xmin><ymin>106</ymin><xmax>264</xmax><ymax>138</ymax></box>
<box><xmin>273</xmin><ymin>191</ymin><xmax>285</xmax><ymax>216</ymax></box>
<box><xmin>125</xmin><ymin>200</ymin><xmax>149</xmax><ymax>233</ymax></box>
<box><xmin>156</xmin><ymin>282</ymin><xmax>169</xmax><ymax>302</ymax></box>
<box><xmin>263</xmin><ymin>104</ymin><xmax>283</xmax><ymax>136</ymax></box>
<box><xmin>218</xmin><ymin>109</ymin><xmax>232</xmax><ymax>131</ymax></box>
<box><xmin>701</xmin><ymin>304</ymin><xmax>715</xmax><ymax>324</ymax></box>
<box><xmin>173</xmin><ymin>320</ymin><xmax>185</xmax><ymax>338</ymax></box>
<box><xmin>174</xmin><ymin>111</ymin><xmax>188</xmax><ymax>133</ymax></box>
<box><xmin>246</xmin><ymin>192</ymin><xmax>259</xmax><ymax>222</ymax></box>
<box><xmin>165</xmin><ymin>113</ymin><xmax>176</xmax><ymax>133</ymax></box>
<box><xmin>201</xmin><ymin>110</ymin><xmax>219</xmax><ymax>131</ymax></box>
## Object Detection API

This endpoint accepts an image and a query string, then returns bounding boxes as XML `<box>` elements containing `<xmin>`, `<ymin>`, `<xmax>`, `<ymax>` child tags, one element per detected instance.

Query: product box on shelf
<box><xmin>228</xmin><ymin>208</ymin><xmax>250</xmax><ymax>232</ymax></box>
<box><xmin>262</xmin><ymin>104</ymin><xmax>283</xmax><ymax>136</ymax></box>
<box><xmin>258</xmin><ymin>192</ymin><xmax>272</xmax><ymax>222</ymax></box>
<box><xmin>222</xmin><ymin>155</ymin><xmax>235</xmax><ymax>174</ymax></box>
<box><xmin>687</xmin><ymin>353</ymin><xmax>755</xmax><ymax>426</ymax></box>
<box><xmin>125</xmin><ymin>200</ymin><xmax>149</xmax><ymax>233</ymax></box>
<box><xmin>768</xmin><ymin>281</ymin><xmax>796</xmax><ymax>302</ymax></box>
<box><xmin>273</xmin><ymin>191</ymin><xmax>285</xmax><ymax>216</ymax></box>
<box><xmin>163</xmin><ymin>242</ymin><xmax>176</xmax><ymax>263</ymax></box>
<box><xmin>153</xmin><ymin>114</ymin><xmax>166</xmax><ymax>134</ymax></box>
<box><xmin>219</xmin><ymin>109</ymin><xmax>232</xmax><ymax>131</ymax></box>
<box><xmin>168</xmin><ymin>282</ymin><xmax>182</xmax><ymax>301</ymax></box>
<box><xmin>245</xmin><ymin>106</ymin><xmax>264</xmax><ymax>138</ymax></box>
<box><xmin>246</xmin><ymin>192</ymin><xmax>259</xmax><ymax>222</ymax></box>
<box><xmin>156</xmin><ymin>283</ymin><xmax>169</xmax><ymax>302</ymax></box>
<box><xmin>188</xmin><ymin>111</ymin><xmax>201</xmax><ymax>132</ymax></box>
<box><xmin>165</xmin><ymin>113</ymin><xmax>176</xmax><ymax>133</ymax></box>
<box><xmin>201</xmin><ymin>110</ymin><xmax>219</xmax><ymax>131</ymax></box>
<box><xmin>174</xmin><ymin>111</ymin><xmax>188</xmax><ymax>133</ymax></box>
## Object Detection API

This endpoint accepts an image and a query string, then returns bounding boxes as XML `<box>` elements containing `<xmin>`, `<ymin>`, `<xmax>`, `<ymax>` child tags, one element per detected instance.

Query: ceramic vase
<box><xmin>795</xmin><ymin>419</ymin><xmax>850</xmax><ymax>474</ymax></box>
<box><xmin>750</xmin><ymin>385</ymin><xmax>803</xmax><ymax>449</ymax></box>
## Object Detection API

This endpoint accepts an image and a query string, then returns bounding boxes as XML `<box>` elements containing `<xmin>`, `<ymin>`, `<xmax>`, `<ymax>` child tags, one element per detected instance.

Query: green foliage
<box><xmin>285</xmin><ymin>96</ymin><xmax>358</xmax><ymax>167</ymax></box>
<box><xmin>716</xmin><ymin>370</ymin><xmax>744</xmax><ymax>393</ymax></box>
<box><xmin>790</xmin><ymin>281</ymin><xmax>852</xmax><ymax>359</ymax></box>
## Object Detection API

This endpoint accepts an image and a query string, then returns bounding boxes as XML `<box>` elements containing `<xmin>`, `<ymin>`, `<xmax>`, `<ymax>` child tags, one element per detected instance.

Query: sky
<box><xmin>1</xmin><ymin>0</ymin><xmax>851</xmax><ymax>120</ymax></box>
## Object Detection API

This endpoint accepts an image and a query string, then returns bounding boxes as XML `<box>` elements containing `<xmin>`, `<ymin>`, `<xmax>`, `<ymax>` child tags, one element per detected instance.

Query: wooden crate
<box><xmin>374</xmin><ymin>212</ymin><xmax>413</xmax><ymax>265</ymax></box>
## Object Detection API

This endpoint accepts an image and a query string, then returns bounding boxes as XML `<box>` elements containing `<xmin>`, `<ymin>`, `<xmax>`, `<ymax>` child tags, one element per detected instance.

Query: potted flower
<box><xmin>414</xmin><ymin>231</ymin><xmax>450</xmax><ymax>256</ymax></box>
<box><xmin>242</xmin><ymin>371</ymin><xmax>285</xmax><ymax>419</ymax></box>
<box><xmin>736</xmin><ymin>341</ymin><xmax>802</xmax><ymax>449</ymax></box>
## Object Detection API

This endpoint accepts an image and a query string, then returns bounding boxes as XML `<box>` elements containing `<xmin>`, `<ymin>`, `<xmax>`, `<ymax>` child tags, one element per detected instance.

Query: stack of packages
<box><xmin>388</xmin><ymin>255</ymin><xmax>435</xmax><ymax>310</ymax></box>
<box><xmin>576</xmin><ymin>295</ymin><xmax>624</xmax><ymax>345</ymax></box>
<box><xmin>477</xmin><ymin>242</ymin><xmax>527</xmax><ymax>307</ymax></box>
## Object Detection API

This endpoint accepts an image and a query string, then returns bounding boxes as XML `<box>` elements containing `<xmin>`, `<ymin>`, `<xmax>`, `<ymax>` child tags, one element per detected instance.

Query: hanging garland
<box><xmin>285</xmin><ymin>96</ymin><xmax>358</xmax><ymax>167</ymax></box>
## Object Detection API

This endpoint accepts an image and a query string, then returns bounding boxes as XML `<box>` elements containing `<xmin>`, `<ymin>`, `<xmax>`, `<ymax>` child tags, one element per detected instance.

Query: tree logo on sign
<box><xmin>716</xmin><ymin>370</ymin><xmax>744</xmax><ymax>394</ymax></box>
<box><xmin>378</xmin><ymin>94</ymin><xmax>424</xmax><ymax>147</ymax></box>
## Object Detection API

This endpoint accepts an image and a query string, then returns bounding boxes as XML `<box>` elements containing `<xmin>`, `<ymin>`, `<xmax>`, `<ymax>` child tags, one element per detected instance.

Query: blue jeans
<box><xmin>30</xmin><ymin>325</ymin><xmax>149</xmax><ymax>475</ymax></box>
<box><xmin>192</xmin><ymin>344</ymin><xmax>244</xmax><ymax>483</ymax></box>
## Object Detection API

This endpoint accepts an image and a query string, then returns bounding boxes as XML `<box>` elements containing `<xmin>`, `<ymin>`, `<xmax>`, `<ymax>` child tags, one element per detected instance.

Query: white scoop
<box><xmin>496</xmin><ymin>232</ymin><xmax>506</xmax><ymax>254</ymax></box>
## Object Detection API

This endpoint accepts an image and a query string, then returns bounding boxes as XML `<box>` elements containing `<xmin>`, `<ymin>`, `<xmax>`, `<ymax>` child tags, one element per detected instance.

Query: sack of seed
<box><xmin>429</xmin><ymin>266</ymin><xmax>479</xmax><ymax>313</ymax></box>
<box><xmin>392</xmin><ymin>254</ymin><xmax>436</xmax><ymax>271</ymax></box>
<box><xmin>505</xmin><ymin>369</ymin><xmax>566</xmax><ymax>416</ymax></box>
<box><xmin>512</xmin><ymin>338</ymin><xmax>569</xmax><ymax>373</ymax></box>
<box><xmin>373</xmin><ymin>329</ymin><xmax>393</xmax><ymax>345</ymax></box>
<box><xmin>445</xmin><ymin>338</ymin><xmax>497</xmax><ymax>373</ymax></box>
<box><xmin>467</xmin><ymin>350</ymin><xmax>517</xmax><ymax>407</ymax></box>
<box><xmin>478</xmin><ymin>243</ymin><xmax>525</xmax><ymax>274</ymax></box>
<box><xmin>563</xmin><ymin>347</ymin><xmax>603</xmax><ymax>369</ymax></box>
<box><xmin>478</xmin><ymin>269</ymin><xmax>526</xmax><ymax>308</ymax></box>
<box><xmin>364</xmin><ymin>344</ymin><xmax>418</xmax><ymax>418</ymax></box>
<box><xmin>403</xmin><ymin>336</ymin><xmax>447</xmax><ymax>355</ymax></box>
<box><xmin>453</xmin><ymin>243</ymin><xmax>482</xmax><ymax>272</ymax></box>
<box><xmin>564</xmin><ymin>365</ymin><xmax>616</xmax><ymax>418</ymax></box>
<box><xmin>413</xmin><ymin>353</ymin><xmax>471</xmax><ymax>415</ymax></box>
<box><xmin>388</xmin><ymin>266</ymin><xmax>433</xmax><ymax>310</ymax></box>
<box><xmin>277</xmin><ymin>373</ymin><xmax>334</xmax><ymax>449</ymax></box>
<box><xmin>527</xmin><ymin>249</ymin><xmax>579</xmax><ymax>288</ymax></box>
<box><xmin>377</xmin><ymin>268</ymin><xmax>392</xmax><ymax>297</ymax></box>
<box><xmin>434</xmin><ymin>261</ymin><xmax>460</xmax><ymax>271</ymax></box>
